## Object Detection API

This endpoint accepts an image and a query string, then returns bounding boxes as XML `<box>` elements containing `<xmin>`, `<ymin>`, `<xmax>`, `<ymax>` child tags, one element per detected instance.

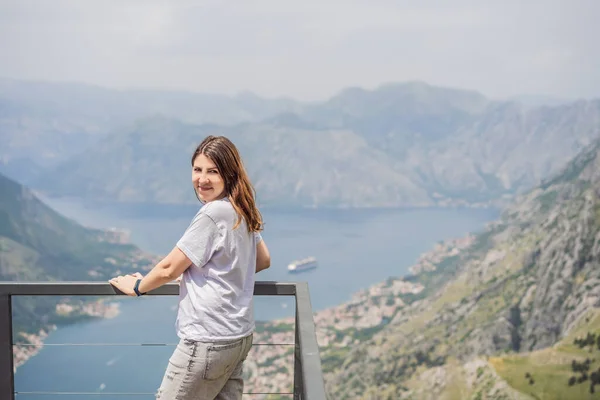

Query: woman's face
<box><xmin>192</xmin><ymin>153</ymin><xmax>226</xmax><ymax>203</ymax></box>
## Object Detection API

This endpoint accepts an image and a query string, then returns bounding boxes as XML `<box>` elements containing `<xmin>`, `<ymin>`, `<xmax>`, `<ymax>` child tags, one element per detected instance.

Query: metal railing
<box><xmin>0</xmin><ymin>281</ymin><xmax>327</xmax><ymax>399</ymax></box>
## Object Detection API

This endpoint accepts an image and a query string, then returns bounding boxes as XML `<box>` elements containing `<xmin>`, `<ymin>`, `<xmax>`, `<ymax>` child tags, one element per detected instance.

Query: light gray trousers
<box><xmin>156</xmin><ymin>334</ymin><xmax>253</xmax><ymax>400</ymax></box>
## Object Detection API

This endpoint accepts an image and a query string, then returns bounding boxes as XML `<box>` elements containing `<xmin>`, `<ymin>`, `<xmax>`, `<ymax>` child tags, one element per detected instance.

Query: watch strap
<box><xmin>134</xmin><ymin>279</ymin><xmax>146</xmax><ymax>296</ymax></box>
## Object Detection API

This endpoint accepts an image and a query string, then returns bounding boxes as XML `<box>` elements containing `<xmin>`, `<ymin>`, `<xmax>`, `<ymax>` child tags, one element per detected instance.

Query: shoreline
<box><xmin>13</xmin><ymin>328</ymin><xmax>54</xmax><ymax>372</ymax></box>
<box><xmin>13</xmin><ymin>299</ymin><xmax>121</xmax><ymax>373</ymax></box>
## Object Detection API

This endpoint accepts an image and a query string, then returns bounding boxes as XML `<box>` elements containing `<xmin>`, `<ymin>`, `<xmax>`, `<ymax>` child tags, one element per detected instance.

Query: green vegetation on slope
<box><xmin>492</xmin><ymin>309</ymin><xmax>600</xmax><ymax>400</ymax></box>
<box><xmin>0</xmin><ymin>172</ymin><xmax>157</xmax><ymax>335</ymax></box>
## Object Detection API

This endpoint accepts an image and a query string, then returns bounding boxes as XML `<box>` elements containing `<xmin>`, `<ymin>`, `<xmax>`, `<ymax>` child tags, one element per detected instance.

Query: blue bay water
<box><xmin>14</xmin><ymin>198</ymin><xmax>499</xmax><ymax>398</ymax></box>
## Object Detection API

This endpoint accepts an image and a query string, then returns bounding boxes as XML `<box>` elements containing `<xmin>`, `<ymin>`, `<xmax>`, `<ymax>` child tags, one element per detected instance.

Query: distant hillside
<box><xmin>415</xmin><ymin>99</ymin><xmax>600</xmax><ymax>201</ymax></box>
<box><xmin>0</xmin><ymin>172</ymin><xmax>158</xmax><ymax>336</ymax></box>
<box><xmin>31</xmin><ymin>116</ymin><xmax>432</xmax><ymax>208</ymax></box>
<box><xmin>300</xmin><ymin>81</ymin><xmax>489</xmax><ymax>144</ymax></box>
<box><xmin>320</xmin><ymin>136</ymin><xmax>600</xmax><ymax>399</ymax></box>
<box><xmin>0</xmin><ymin>78</ymin><xmax>301</xmax><ymax>182</ymax></box>
<box><xmin>34</xmin><ymin>99</ymin><xmax>600</xmax><ymax>208</ymax></box>
<box><xmin>3</xmin><ymin>79</ymin><xmax>600</xmax><ymax>208</ymax></box>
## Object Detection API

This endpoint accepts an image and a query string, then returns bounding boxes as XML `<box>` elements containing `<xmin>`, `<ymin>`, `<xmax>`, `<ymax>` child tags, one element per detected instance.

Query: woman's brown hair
<box><xmin>192</xmin><ymin>135</ymin><xmax>263</xmax><ymax>232</ymax></box>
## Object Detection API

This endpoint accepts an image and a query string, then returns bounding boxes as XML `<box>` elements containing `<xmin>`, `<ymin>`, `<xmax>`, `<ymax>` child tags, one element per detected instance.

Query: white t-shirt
<box><xmin>176</xmin><ymin>197</ymin><xmax>261</xmax><ymax>341</ymax></box>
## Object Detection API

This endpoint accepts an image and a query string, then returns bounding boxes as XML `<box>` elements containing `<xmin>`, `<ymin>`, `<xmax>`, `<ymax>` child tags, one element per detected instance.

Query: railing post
<box><xmin>294</xmin><ymin>299</ymin><xmax>303</xmax><ymax>399</ymax></box>
<box><xmin>0</xmin><ymin>294</ymin><xmax>15</xmax><ymax>400</ymax></box>
<box><xmin>294</xmin><ymin>282</ymin><xmax>327</xmax><ymax>400</ymax></box>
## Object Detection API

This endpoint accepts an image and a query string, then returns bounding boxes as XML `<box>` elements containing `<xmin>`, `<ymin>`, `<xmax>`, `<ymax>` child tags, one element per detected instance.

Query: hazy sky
<box><xmin>0</xmin><ymin>0</ymin><xmax>598</xmax><ymax>101</ymax></box>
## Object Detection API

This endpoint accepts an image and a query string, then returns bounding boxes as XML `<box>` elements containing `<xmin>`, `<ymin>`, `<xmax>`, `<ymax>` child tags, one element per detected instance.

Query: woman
<box><xmin>109</xmin><ymin>135</ymin><xmax>271</xmax><ymax>400</ymax></box>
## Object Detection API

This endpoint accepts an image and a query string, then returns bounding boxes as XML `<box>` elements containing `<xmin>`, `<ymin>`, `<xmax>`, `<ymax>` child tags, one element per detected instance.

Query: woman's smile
<box><xmin>192</xmin><ymin>153</ymin><xmax>225</xmax><ymax>202</ymax></box>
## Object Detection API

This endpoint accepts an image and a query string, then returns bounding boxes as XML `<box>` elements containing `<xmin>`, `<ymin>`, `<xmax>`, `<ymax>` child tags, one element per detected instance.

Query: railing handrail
<box><xmin>0</xmin><ymin>280</ymin><xmax>327</xmax><ymax>400</ymax></box>
<box><xmin>0</xmin><ymin>280</ymin><xmax>297</xmax><ymax>296</ymax></box>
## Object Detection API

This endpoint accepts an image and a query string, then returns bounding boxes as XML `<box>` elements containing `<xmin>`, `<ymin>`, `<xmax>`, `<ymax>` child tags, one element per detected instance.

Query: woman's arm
<box><xmin>109</xmin><ymin>246</ymin><xmax>192</xmax><ymax>295</ymax></box>
<box><xmin>256</xmin><ymin>240</ymin><xmax>271</xmax><ymax>273</ymax></box>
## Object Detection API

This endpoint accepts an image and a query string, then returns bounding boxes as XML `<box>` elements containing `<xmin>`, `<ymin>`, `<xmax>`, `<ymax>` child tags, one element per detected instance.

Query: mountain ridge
<box><xmin>2</xmin><ymin>79</ymin><xmax>600</xmax><ymax>209</ymax></box>
<box><xmin>31</xmin><ymin>97</ymin><xmax>600</xmax><ymax>208</ymax></box>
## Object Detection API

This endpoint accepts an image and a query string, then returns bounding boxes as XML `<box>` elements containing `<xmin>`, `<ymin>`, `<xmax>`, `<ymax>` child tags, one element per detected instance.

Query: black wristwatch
<box><xmin>133</xmin><ymin>279</ymin><xmax>146</xmax><ymax>296</ymax></box>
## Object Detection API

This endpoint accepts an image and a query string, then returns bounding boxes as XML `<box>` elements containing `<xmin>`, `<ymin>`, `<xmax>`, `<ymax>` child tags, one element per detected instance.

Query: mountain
<box><xmin>0</xmin><ymin>79</ymin><xmax>302</xmax><ymax>127</ymax></box>
<box><xmin>0</xmin><ymin>172</ymin><xmax>158</xmax><ymax>337</ymax></box>
<box><xmin>31</xmin><ymin>116</ymin><xmax>431</xmax><ymax>208</ymax></box>
<box><xmin>3</xmin><ymin>79</ymin><xmax>600</xmax><ymax>208</ymax></box>
<box><xmin>33</xmin><ymin>95</ymin><xmax>600</xmax><ymax>208</ymax></box>
<box><xmin>405</xmin><ymin>99</ymin><xmax>600</xmax><ymax>202</ymax></box>
<box><xmin>320</xmin><ymin>134</ymin><xmax>600</xmax><ymax>398</ymax></box>
<box><xmin>300</xmin><ymin>81</ymin><xmax>489</xmax><ymax>143</ymax></box>
<box><xmin>0</xmin><ymin>79</ymin><xmax>302</xmax><ymax>182</ymax></box>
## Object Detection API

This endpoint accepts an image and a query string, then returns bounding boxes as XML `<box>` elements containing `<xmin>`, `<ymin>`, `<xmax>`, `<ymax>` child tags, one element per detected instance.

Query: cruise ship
<box><xmin>287</xmin><ymin>256</ymin><xmax>318</xmax><ymax>273</ymax></box>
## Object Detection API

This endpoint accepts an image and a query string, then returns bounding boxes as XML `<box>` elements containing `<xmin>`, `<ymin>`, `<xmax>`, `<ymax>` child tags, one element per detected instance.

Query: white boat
<box><xmin>287</xmin><ymin>257</ymin><xmax>317</xmax><ymax>273</ymax></box>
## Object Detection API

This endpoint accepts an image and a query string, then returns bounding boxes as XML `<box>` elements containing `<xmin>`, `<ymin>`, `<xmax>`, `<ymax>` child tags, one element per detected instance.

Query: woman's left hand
<box><xmin>109</xmin><ymin>274</ymin><xmax>139</xmax><ymax>296</ymax></box>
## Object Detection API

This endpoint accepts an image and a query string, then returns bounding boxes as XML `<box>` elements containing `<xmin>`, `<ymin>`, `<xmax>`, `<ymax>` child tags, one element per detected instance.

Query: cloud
<box><xmin>0</xmin><ymin>0</ymin><xmax>598</xmax><ymax>101</ymax></box>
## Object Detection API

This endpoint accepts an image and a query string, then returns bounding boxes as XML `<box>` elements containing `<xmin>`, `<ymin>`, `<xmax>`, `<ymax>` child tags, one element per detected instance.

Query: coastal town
<box><xmin>13</xmin><ymin>329</ymin><xmax>52</xmax><ymax>371</ymax></box>
<box><xmin>242</xmin><ymin>234</ymin><xmax>475</xmax><ymax>397</ymax></box>
<box><xmin>242</xmin><ymin>274</ymin><xmax>424</xmax><ymax>397</ymax></box>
